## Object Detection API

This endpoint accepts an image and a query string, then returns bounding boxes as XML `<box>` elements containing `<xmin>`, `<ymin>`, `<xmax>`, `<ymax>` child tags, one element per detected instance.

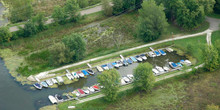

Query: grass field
<box><xmin>57</xmin><ymin>69</ymin><xmax>220</xmax><ymax>110</ymax></box>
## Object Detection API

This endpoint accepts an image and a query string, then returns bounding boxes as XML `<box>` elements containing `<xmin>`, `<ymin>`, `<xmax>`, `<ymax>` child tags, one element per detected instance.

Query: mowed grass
<box><xmin>212</xmin><ymin>30</ymin><xmax>220</xmax><ymax>46</ymax></box>
<box><xmin>58</xmin><ymin>69</ymin><xmax>220</xmax><ymax>110</ymax></box>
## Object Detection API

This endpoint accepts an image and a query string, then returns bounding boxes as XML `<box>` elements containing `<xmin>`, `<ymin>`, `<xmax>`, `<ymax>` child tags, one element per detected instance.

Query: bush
<box><xmin>77</xmin><ymin>0</ymin><xmax>89</xmax><ymax>8</ymax></box>
<box><xmin>22</xmin><ymin>21</ymin><xmax>38</xmax><ymax>37</ymax></box>
<box><xmin>102</xmin><ymin>0</ymin><xmax>113</xmax><ymax>16</ymax></box>
<box><xmin>0</xmin><ymin>27</ymin><xmax>12</xmax><ymax>43</ymax></box>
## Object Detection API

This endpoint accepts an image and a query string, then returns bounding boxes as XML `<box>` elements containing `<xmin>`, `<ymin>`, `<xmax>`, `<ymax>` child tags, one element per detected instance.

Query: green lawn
<box><xmin>212</xmin><ymin>30</ymin><xmax>220</xmax><ymax>46</ymax></box>
<box><xmin>57</xmin><ymin>69</ymin><xmax>220</xmax><ymax>110</ymax></box>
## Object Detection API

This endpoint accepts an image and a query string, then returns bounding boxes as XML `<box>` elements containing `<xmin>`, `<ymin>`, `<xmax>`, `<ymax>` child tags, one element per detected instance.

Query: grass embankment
<box><xmin>208</xmin><ymin>13</ymin><xmax>220</xmax><ymax>19</ymax></box>
<box><xmin>0</xmin><ymin>11</ymin><xmax>209</xmax><ymax>78</ymax></box>
<box><xmin>58</xmin><ymin>68</ymin><xmax>220</xmax><ymax>110</ymax></box>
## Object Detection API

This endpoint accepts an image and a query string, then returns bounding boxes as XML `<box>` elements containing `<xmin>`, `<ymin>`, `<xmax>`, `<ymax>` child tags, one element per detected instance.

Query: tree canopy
<box><xmin>197</xmin><ymin>0</ymin><xmax>216</xmax><ymax>14</ymax></box>
<box><xmin>97</xmin><ymin>69</ymin><xmax>120</xmax><ymax>102</ymax></box>
<box><xmin>133</xmin><ymin>62</ymin><xmax>155</xmax><ymax>92</ymax></box>
<box><xmin>203</xmin><ymin>45</ymin><xmax>219</xmax><ymax>71</ymax></box>
<box><xmin>214</xmin><ymin>0</ymin><xmax>220</xmax><ymax>14</ymax></box>
<box><xmin>52</xmin><ymin>5</ymin><xmax>67</xmax><ymax>25</ymax></box>
<box><xmin>0</xmin><ymin>27</ymin><xmax>12</xmax><ymax>43</ymax></box>
<box><xmin>136</xmin><ymin>0</ymin><xmax>168</xmax><ymax>42</ymax></box>
<box><xmin>102</xmin><ymin>0</ymin><xmax>113</xmax><ymax>16</ymax></box>
<box><xmin>62</xmin><ymin>33</ymin><xmax>86</xmax><ymax>62</ymax></box>
<box><xmin>64</xmin><ymin>0</ymin><xmax>80</xmax><ymax>22</ymax></box>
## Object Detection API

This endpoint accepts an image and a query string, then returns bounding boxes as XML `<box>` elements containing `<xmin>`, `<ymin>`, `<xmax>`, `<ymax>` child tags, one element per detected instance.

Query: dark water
<box><xmin>0</xmin><ymin>51</ymin><xmax>186</xmax><ymax>110</ymax></box>
<box><xmin>0</xmin><ymin>3</ymin><xmax>8</xmax><ymax>27</ymax></box>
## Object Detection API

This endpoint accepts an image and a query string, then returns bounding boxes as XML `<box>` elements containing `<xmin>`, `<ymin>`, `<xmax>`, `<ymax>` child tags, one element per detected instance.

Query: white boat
<box><xmin>46</xmin><ymin>79</ymin><xmax>54</xmax><ymax>86</ymax></box>
<box><xmin>121</xmin><ymin>78</ymin><xmax>126</xmax><ymax>85</ymax></box>
<box><xmin>68</xmin><ymin>106</ymin><xmax>76</xmax><ymax>109</ymax></box>
<box><xmin>135</xmin><ymin>55</ymin><xmax>143</xmax><ymax>62</ymax></box>
<box><xmin>40</xmin><ymin>81</ymin><xmax>48</xmax><ymax>88</ymax></box>
<box><xmin>123</xmin><ymin>77</ymin><xmax>130</xmax><ymax>83</ymax></box>
<box><xmin>96</xmin><ymin>66</ymin><xmax>104</xmax><ymax>72</ymax></box>
<box><xmin>72</xmin><ymin>90</ymin><xmax>80</xmax><ymax>97</ymax></box>
<box><xmin>163</xmin><ymin>66</ymin><xmax>170</xmax><ymax>71</ymax></box>
<box><xmin>82</xmin><ymin>89</ymin><xmax>90</xmax><ymax>94</ymax></box>
<box><xmin>182</xmin><ymin>60</ymin><xmax>192</xmax><ymax>66</ymax></box>
<box><xmin>166</xmin><ymin>48</ymin><xmax>173</xmax><ymax>52</ymax></box>
<box><xmin>140</xmin><ymin>54</ymin><xmax>147</xmax><ymax>60</ymax></box>
<box><xmin>127</xmin><ymin>74</ymin><xmax>134</xmax><ymax>80</ymax></box>
<box><xmin>148</xmin><ymin>51</ymin><xmax>156</xmax><ymax>57</ymax></box>
<box><xmin>55</xmin><ymin>94</ymin><xmax>64</xmax><ymax>103</ymax></box>
<box><xmin>51</xmin><ymin>78</ymin><xmax>58</xmax><ymax>84</ymax></box>
<box><xmin>169</xmin><ymin>62</ymin><xmax>178</xmax><ymax>69</ymax></box>
<box><xmin>77</xmin><ymin>71</ymin><xmax>84</xmax><ymax>78</ymax></box>
<box><xmin>57</xmin><ymin>76</ymin><xmax>64</xmax><ymax>83</ymax></box>
<box><xmin>152</xmin><ymin>69</ymin><xmax>159</xmax><ymax>76</ymax></box>
<box><xmin>72</xmin><ymin>72</ymin><xmax>79</xmax><ymax>79</ymax></box>
<box><xmin>88</xmin><ymin>87</ymin><xmax>95</xmax><ymax>92</ymax></box>
<box><xmin>155</xmin><ymin>66</ymin><xmax>165</xmax><ymax>73</ymax></box>
<box><xmin>48</xmin><ymin>95</ymin><xmax>58</xmax><ymax>104</ymax></box>
<box><xmin>116</xmin><ymin>61</ymin><xmax>123</xmax><ymax>67</ymax></box>
<box><xmin>66</xmin><ymin>73</ymin><xmax>74</xmax><ymax>80</ymax></box>
<box><xmin>101</xmin><ymin>64</ymin><xmax>109</xmax><ymax>70</ymax></box>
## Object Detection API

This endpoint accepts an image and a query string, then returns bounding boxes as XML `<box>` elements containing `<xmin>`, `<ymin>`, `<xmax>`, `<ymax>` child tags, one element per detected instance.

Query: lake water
<box><xmin>0</xmin><ymin>2</ymin><xmax>8</xmax><ymax>27</ymax></box>
<box><xmin>0</xmin><ymin>51</ymin><xmax>186</xmax><ymax>110</ymax></box>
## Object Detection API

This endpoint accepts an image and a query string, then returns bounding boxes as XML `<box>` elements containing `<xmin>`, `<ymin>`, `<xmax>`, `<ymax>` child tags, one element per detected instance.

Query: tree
<box><xmin>206</xmin><ymin>104</ymin><xmax>219</xmax><ymax>110</ymax></box>
<box><xmin>197</xmin><ymin>0</ymin><xmax>216</xmax><ymax>14</ymax></box>
<box><xmin>112</xmin><ymin>0</ymin><xmax>124</xmax><ymax>15</ymax></box>
<box><xmin>64</xmin><ymin>0</ymin><xmax>80</xmax><ymax>22</ymax></box>
<box><xmin>77</xmin><ymin>0</ymin><xmax>88</xmax><ymax>8</ymax></box>
<box><xmin>102</xmin><ymin>0</ymin><xmax>113</xmax><ymax>16</ymax></box>
<box><xmin>136</xmin><ymin>0</ymin><xmax>168</xmax><ymax>42</ymax></box>
<box><xmin>9</xmin><ymin>0</ymin><xmax>33</xmax><ymax>23</ymax></box>
<box><xmin>62</xmin><ymin>33</ymin><xmax>86</xmax><ymax>62</ymax></box>
<box><xmin>23</xmin><ymin>21</ymin><xmax>38</xmax><ymax>37</ymax></box>
<box><xmin>176</xmin><ymin>0</ymin><xmax>205</xmax><ymax>29</ymax></box>
<box><xmin>49</xmin><ymin>43</ymin><xmax>74</xmax><ymax>66</ymax></box>
<box><xmin>52</xmin><ymin>5</ymin><xmax>67</xmax><ymax>25</ymax></box>
<box><xmin>214</xmin><ymin>0</ymin><xmax>220</xmax><ymax>14</ymax></box>
<box><xmin>203</xmin><ymin>45</ymin><xmax>219</xmax><ymax>71</ymax></box>
<box><xmin>135</xmin><ymin>0</ymin><xmax>143</xmax><ymax>9</ymax></box>
<box><xmin>215</xmin><ymin>40</ymin><xmax>220</xmax><ymax>64</ymax></box>
<box><xmin>123</xmin><ymin>0</ymin><xmax>135</xmax><ymax>10</ymax></box>
<box><xmin>97</xmin><ymin>69</ymin><xmax>120</xmax><ymax>102</ymax></box>
<box><xmin>133</xmin><ymin>62</ymin><xmax>155</xmax><ymax>92</ymax></box>
<box><xmin>0</xmin><ymin>27</ymin><xmax>12</xmax><ymax>43</ymax></box>
<box><xmin>32</xmin><ymin>12</ymin><xmax>47</xmax><ymax>31</ymax></box>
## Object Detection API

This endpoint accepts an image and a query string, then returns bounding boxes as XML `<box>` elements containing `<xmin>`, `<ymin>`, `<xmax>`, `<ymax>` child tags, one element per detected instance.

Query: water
<box><xmin>0</xmin><ymin>51</ymin><xmax>186</xmax><ymax>110</ymax></box>
<box><xmin>0</xmin><ymin>3</ymin><xmax>8</xmax><ymax>27</ymax></box>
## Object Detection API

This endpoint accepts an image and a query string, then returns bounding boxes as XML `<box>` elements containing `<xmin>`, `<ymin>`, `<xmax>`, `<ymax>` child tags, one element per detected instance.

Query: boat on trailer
<box><xmin>140</xmin><ymin>54</ymin><xmax>147</xmax><ymax>60</ymax></box>
<box><xmin>48</xmin><ymin>95</ymin><xmax>58</xmax><ymax>104</ymax></box>
<box><xmin>158</xmin><ymin>49</ymin><xmax>166</xmax><ymax>55</ymax></box>
<box><xmin>96</xmin><ymin>66</ymin><xmax>104</xmax><ymax>72</ymax></box>
<box><xmin>87</xmin><ymin>69</ymin><xmax>95</xmax><ymax>75</ymax></box>
<box><xmin>33</xmin><ymin>83</ymin><xmax>42</xmax><ymax>90</ymax></box>
<box><xmin>130</xmin><ymin>56</ymin><xmax>137</xmax><ymax>62</ymax></box>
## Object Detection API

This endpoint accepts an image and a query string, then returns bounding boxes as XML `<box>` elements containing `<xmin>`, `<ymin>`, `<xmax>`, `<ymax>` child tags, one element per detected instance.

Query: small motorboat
<box><xmin>72</xmin><ymin>90</ymin><xmax>80</xmax><ymax>97</ymax></box>
<box><xmin>123</xmin><ymin>77</ymin><xmax>130</xmax><ymax>83</ymax></box>
<box><xmin>87</xmin><ymin>69</ymin><xmax>95</xmax><ymax>75</ymax></box>
<box><xmin>155</xmin><ymin>66</ymin><xmax>165</xmax><ymax>73</ymax></box>
<box><xmin>66</xmin><ymin>73</ymin><xmax>74</xmax><ymax>80</ymax></box>
<box><xmin>152</xmin><ymin>69</ymin><xmax>159</xmax><ymax>76</ymax></box>
<box><xmin>40</xmin><ymin>81</ymin><xmax>48</xmax><ymax>88</ymax></box>
<box><xmin>121</xmin><ymin>78</ymin><xmax>126</xmax><ymax>85</ymax></box>
<box><xmin>72</xmin><ymin>72</ymin><xmax>79</xmax><ymax>79</ymax></box>
<box><xmin>127</xmin><ymin>74</ymin><xmax>134</xmax><ymax>80</ymax></box>
<box><xmin>126</xmin><ymin>58</ymin><xmax>133</xmax><ymax>64</ymax></box>
<box><xmin>130</xmin><ymin>56</ymin><xmax>137</xmax><ymax>62</ymax></box>
<box><xmin>78</xmin><ymin>89</ymin><xmax>85</xmax><ymax>95</ymax></box>
<box><xmin>140</xmin><ymin>54</ymin><xmax>147</xmax><ymax>60</ymax></box>
<box><xmin>166</xmin><ymin>48</ymin><xmax>174</xmax><ymax>52</ymax></box>
<box><xmin>82</xmin><ymin>89</ymin><xmax>90</xmax><ymax>94</ymax></box>
<box><xmin>122</xmin><ymin>59</ymin><xmax>128</xmax><ymax>66</ymax></box>
<box><xmin>96</xmin><ymin>66</ymin><xmax>104</xmax><ymax>72</ymax></box>
<box><xmin>107</xmin><ymin>63</ymin><xmax>114</xmax><ymax>69</ymax></box>
<box><xmin>48</xmin><ymin>95</ymin><xmax>58</xmax><ymax>104</ymax></box>
<box><xmin>46</xmin><ymin>79</ymin><xmax>54</xmax><ymax>86</ymax></box>
<box><xmin>51</xmin><ymin>78</ymin><xmax>58</xmax><ymax>84</ymax></box>
<box><xmin>88</xmin><ymin>87</ymin><xmax>95</xmax><ymax>92</ymax></box>
<box><xmin>81</xmin><ymin>70</ymin><xmax>89</xmax><ymax>76</ymax></box>
<box><xmin>154</xmin><ymin>50</ymin><xmax>161</xmax><ymax>56</ymax></box>
<box><xmin>56</xmin><ymin>76</ymin><xmax>64</xmax><ymax>83</ymax></box>
<box><xmin>33</xmin><ymin>83</ymin><xmax>42</xmax><ymax>90</ymax></box>
<box><xmin>101</xmin><ymin>64</ymin><xmax>109</xmax><ymax>70</ymax></box>
<box><xmin>135</xmin><ymin>55</ymin><xmax>143</xmax><ymax>62</ymax></box>
<box><xmin>112</xmin><ymin>62</ymin><xmax>119</xmax><ymax>68</ymax></box>
<box><xmin>116</xmin><ymin>61</ymin><xmax>123</xmax><ymax>67</ymax></box>
<box><xmin>92</xmin><ymin>85</ymin><xmax>100</xmax><ymax>91</ymax></box>
<box><xmin>148</xmin><ymin>51</ymin><xmax>156</xmax><ymax>57</ymax></box>
<box><xmin>55</xmin><ymin>94</ymin><xmax>64</xmax><ymax>102</ymax></box>
<box><xmin>184</xmin><ymin>60</ymin><xmax>192</xmax><ymax>66</ymax></box>
<box><xmin>158</xmin><ymin>49</ymin><xmax>166</xmax><ymax>56</ymax></box>
<box><xmin>163</xmin><ymin>66</ymin><xmax>170</xmax><ymax>71</ymax></box>
<box><xmin>77</xmin><ymin>71</ymin><xmax>84</xmax><ymax>78</ymax></box>
<box><xmin>176</xmin><ymin>62</ymin><xmax>182</xmax><ymax>67</ymax></box>
<box><xmin>169</xmin><ymin>62</ymin><xmax>178</xmax><ymax>69</ymax></box>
